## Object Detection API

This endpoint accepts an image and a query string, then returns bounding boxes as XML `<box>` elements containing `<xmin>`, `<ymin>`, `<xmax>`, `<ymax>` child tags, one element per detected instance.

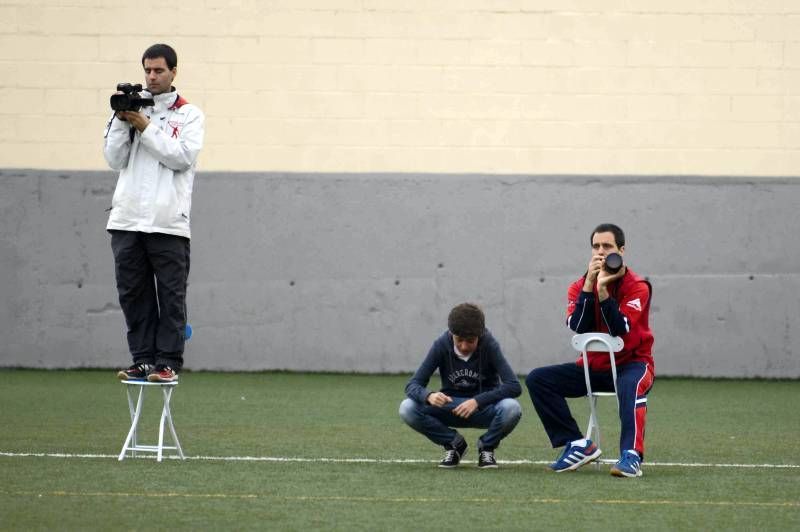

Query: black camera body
<box><xmin>110</xmin><ymin>83</ymin><xmax>154</xmax><ymax>112</ymax></box>
<box><xmin>603</xmin><ymin>252</ymin><xmax>623</xmax><ymax>274</ymax></box>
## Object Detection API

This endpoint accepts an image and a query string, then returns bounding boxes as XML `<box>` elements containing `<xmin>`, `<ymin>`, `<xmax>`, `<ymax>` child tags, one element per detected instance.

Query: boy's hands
<box><xmin>427</xmin><ymin>393</ymin><xmax>478</xmax><ymax>418</ymax></box>
<box><xmin>427</xmin><ymin>391</ymin><xmax>452</xmax><ymax>407</ymax></box>
<box><xmin>452</xmin><ymin>398</ymin><xmax>478</xmax><ymax>418</ymax></box>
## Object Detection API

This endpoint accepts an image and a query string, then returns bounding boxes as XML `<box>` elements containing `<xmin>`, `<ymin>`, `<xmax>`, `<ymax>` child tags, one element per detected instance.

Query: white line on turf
<box><xmin>1</xmin><ymin>451</ymin><xmax>799</xmax><ymax>469</ymax></box>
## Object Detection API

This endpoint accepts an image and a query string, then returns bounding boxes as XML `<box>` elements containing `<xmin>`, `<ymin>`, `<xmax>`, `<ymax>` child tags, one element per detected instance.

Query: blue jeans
<box><xmin>399</xmin><ymin>397</ymin><xmax>522</xmax><ymax>450</ymax></box>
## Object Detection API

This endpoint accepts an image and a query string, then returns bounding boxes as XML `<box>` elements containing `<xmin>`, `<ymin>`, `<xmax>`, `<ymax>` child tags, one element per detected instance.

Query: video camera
<box><xmin>110</xmin><ymin>83</ymin><xmax>154</xmax><ymax>113</ymax></box>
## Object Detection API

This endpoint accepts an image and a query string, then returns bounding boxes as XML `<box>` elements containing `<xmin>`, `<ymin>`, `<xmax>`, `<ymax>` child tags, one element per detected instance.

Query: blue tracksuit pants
<box><xmin>526</xmin><ymin>362</ymin><xmax>654</xmax><ymax>459</ymax></box>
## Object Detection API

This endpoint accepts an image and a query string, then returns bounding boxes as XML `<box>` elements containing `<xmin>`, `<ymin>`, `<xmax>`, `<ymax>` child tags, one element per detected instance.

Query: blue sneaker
<box><xmin>611</xmin><ymin>450</ymin><xmax>642</xmax><ymax>478</ymax></box>
<box><xmin>550</xmin><ymin>440</ymin><xmax>602</xmax><ymax>472</ymax></box>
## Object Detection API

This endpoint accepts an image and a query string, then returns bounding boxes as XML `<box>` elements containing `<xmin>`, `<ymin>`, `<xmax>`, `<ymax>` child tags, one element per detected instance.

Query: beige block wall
<box><xmin>0</xmin><ymin>0</ymin><xmax>799</xmax><ymax>175</ymax></box>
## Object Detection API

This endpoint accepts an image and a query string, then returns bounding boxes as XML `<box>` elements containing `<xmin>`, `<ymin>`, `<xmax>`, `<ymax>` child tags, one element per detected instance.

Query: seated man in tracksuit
<box><xmin>399</xmin><ymin>303</ymin><xmax>522</xmax><ymax>468</ymax></box>
<box><xmin>526</xmin><ymin>223</ymin><xmax>654</xmax><ymax>478</ymax></box>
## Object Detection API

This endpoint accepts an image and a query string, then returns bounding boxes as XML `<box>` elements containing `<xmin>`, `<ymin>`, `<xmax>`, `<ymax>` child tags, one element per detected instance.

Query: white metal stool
<box><xmin>119</xmin><ymin>380</ymin><xmax>185</xmax><ymax>462</ymax></box>
<box><xmin>571</xmin><ymin>333</ymin><xmax>624</xmax><ymax>465</ymax></box>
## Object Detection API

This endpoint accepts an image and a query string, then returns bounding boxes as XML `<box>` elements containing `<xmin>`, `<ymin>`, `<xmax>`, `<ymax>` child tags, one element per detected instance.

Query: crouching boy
<box><xmin>399</xmin><ymin>303</ymin><xmax>522</xmax><ymax>468</ymax></box>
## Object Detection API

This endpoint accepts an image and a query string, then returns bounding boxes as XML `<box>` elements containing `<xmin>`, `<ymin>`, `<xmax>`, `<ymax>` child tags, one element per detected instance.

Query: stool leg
<box><xmin>128</xmin><ymin>385</ymin><xmax>140</xmax><ymax>457</ymax></box>
<box><xmin>157</xmin><ymin>387</ymin><xmax>170</xmax><ymax>462</ymax></box>
<box><xmin>119</xmin><ymin>384</ymin><xmax>145</xmax><ymax>461</ymax></box>
<box><xmin>157</xmin><ymin>386</ymin><xmax>185</xmax><ymax>461</ymax></box>
<box><xmin>162</xmin><ymin>386</ymin><xmax>185</xmax><ymax>460</ymax></box>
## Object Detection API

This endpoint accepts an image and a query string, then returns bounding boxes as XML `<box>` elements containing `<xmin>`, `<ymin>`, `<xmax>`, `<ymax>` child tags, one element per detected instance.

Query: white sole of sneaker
<box><xmin>610</xmin><ymin>467</ymin><xmax>642</xmax><ymax>478</ymax></box>
<box><xmin>553</xmin><ymin>448</ymin><xmax>602</xmax><ymax>472</ymax></box>
<box><xmin>147</xmin><ymin>375</ymin><xmax>178</xmax><ymax>382</ymax></box>
<box><xmin>117</xmin><ymin>372</ymin><xmax>145</xmax><ymax>381</ymax></box>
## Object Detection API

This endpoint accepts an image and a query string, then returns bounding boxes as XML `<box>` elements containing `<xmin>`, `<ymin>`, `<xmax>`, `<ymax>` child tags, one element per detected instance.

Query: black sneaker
<box><xmin>117</xmin><ymin>363</ymin><xmax>152</xmax><ymax>381</ymax></box>
<box><xmin>478</xmin><ymin>448</ymin><xmax>498</xmax><ymax>469</ymax></box>
<box><xmin>439</xmin><ymin>435</ymin><xmax>468</xmax><ymax>468</ymax></box>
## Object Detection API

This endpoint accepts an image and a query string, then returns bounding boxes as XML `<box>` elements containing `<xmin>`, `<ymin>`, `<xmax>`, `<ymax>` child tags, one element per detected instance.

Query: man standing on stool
<box><xmin>104</xmin><ymin>43</ymin><xmax>204</xmax><ymax>383</ymax></box>
<box><xmin>400</xmin><ymin>303</ymin><xmax>522</xmax><ymax>468</ymax></box>
<box><xmin>526</xmin><ymin>224</ymin><xmax>654</xmax><ymax>477</ymax></box>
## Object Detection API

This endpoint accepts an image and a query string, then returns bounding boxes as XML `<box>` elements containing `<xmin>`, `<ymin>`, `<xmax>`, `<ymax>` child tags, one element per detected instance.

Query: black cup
<box><xmin>603</xmin><ymin>252</ymin><xmax>623</xmax><ymax>274</ymax></box>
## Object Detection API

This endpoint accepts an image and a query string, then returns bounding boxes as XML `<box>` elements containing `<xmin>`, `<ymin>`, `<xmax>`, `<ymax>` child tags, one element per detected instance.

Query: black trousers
<box><xmin>110</xmin><ymin>230</ymin><xmax>190</xmax><ymax>370</ymax></box>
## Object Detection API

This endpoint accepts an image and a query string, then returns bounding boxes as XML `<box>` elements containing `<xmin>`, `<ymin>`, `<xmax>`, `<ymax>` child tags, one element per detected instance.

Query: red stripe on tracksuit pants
<box><xmin>627</xmin><ymin>363</ymin><xmax>654</xmax><ymax>457</ymax></box>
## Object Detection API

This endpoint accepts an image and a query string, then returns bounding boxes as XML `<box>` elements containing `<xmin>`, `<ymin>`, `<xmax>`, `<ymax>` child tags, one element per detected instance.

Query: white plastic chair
<box><xmin>571</xmin><ymin>333</ymin><xmax>624</xmax><ymax>465</ymax></box>
<box><xmin>118</xmin><ymin>380</ymin><xmax>185</xmax><ymax>462</ymax></box>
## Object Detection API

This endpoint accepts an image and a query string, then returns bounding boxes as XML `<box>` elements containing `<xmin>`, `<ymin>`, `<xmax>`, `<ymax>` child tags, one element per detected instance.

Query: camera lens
<box><xmin>110</xmin><ymin>94</ymin><xmax>130</xmax><ymax>111</ymax></box>
<box><xmin>603</xmin><ymin>252</ymin><xmax>623</xmax><ymax>274</ymax></box>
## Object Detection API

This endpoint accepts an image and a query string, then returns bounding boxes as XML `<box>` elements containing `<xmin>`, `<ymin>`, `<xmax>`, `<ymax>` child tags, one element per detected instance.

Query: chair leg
<box><xmin>583</xmin><ymin>396</ymin><xmax>603</xmax><ymax>468</ymax></box>
<box><xmin>585</xmin><ymin>396</ymin><xmax>601</xmax><ymax>443</ymax></box>
<box><xmin>593</xmin><ymin>397</ymin><xmax>602</xmax><ymax>452</ymax></box>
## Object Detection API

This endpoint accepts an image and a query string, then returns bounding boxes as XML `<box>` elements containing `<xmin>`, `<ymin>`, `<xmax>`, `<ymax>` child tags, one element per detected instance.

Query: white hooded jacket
<box><xmin>103</xmin><ymin>89</ymin><xmax>204</xmax><ymax>239</ymax></box>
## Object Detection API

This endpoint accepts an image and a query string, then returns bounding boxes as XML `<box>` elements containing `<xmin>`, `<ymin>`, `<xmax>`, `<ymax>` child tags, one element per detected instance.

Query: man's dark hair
<box><xmin>142</xmin><ymin>43</ymin><xmax>178</xmax><ymax>70</ymax></box>
<box><xmin>448</xmin><ymin>303</ymin><xmax>485</xmax><ymax>338</ymax></box>
<box><xmin>591</xmin><ymin>223</ymin><xmax>625</xmax><ymax>248</ymax></box>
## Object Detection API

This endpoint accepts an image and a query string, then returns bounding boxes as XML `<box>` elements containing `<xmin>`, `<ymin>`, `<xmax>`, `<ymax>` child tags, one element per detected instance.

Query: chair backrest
<box><xmin>572</xmin><ymin>333</ymin><xmax>624</xmax><ymax>401</ymax></box>
<box><xmin>571</xmin><ymin>333</ymin><xmax>624</xmax><ymax>353</ymax></box>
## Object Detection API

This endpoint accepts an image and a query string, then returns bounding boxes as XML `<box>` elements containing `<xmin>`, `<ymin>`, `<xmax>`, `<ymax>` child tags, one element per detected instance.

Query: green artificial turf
<box><xmin>0</xmin><ymin>370</ymin><xmax>798</xmax><ymax>530</ymax></box>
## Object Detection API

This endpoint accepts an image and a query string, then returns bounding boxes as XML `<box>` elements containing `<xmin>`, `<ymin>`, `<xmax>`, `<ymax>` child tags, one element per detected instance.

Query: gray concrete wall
<box><xmin>1</xmin><ymin>169</ymin><xmax>798</xmax><ymax>378</ymax></box>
